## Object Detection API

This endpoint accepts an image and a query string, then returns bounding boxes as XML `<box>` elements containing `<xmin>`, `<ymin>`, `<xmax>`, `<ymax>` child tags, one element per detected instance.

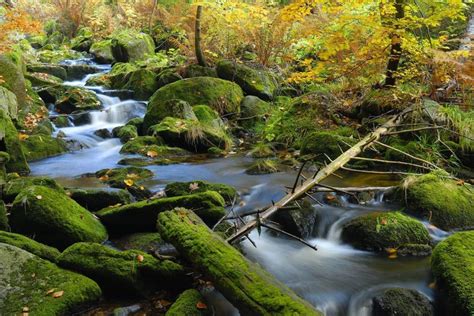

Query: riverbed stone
<box><xmin>25</xmin><ymin>72</ymin><xmax>63</xmax><ymax>88</ymax></box>
<box><xmin>9</xmin><ymin>186</ymin><xmax>108</xmax><ymax>250</ymax></box>
<box><xmin>0</xmin><ymin>243</ymin><xmax>102</xmax><ymax>315</ymax></box>
<box><xmin>239</xmin><ymin>95</ymin><xmax>270</xmax><ymax>130</ymax></box>
<box><xmin>122</xmin><ymin>68</ymin><xmax>159</xmax><ymax>100</ymax></box>
<box><xmin>58</xmin><ymin>242</ymin><xmax>186</xmax><ymax>295</ymax></box>
<box><xmin>216</xmin><ymin>60</ymin><xmax>277</xmax><ymax>101</ymax></box>
<box><xmin>68</xmin><ymin>188</ymin><xmax>132</xmax><ymax>212</ymax></box>
<box><xmin>113</xmin><ymin>125</ymin><xmax>139</xmax><ymax>143</ymax></box>
<box><xmin>94</xmin><ymin>167</ymin><xmax>154</xmax><ymax>200</ymax></box>
<box><xmin>145</xmin><ymin>99</ymin><xmax>196</xmax><ymax>128</ymax></box>
<box><xmin>397</xmin><ymin>171</ymin><xmax>474</xmax><ymax>231</ymax></box>
<box><xmin>0</xmin><ymin>231</ymin><xmax>60</xmax><ymax>262</ymax></box>
<box><xmin>165</xmin><ymin>181</ymin><xmax>237</xmax><ymax>205</ymax></box>
<box><xmin>272</xmin><ymin>200</ymin><xmax>318</xmax><ymax>238</ymax></box>
<box><xmin>120</xmin><ymin>136</ymin><xmax>189</xmax><ymax>159</ymax></box>
<box><xmin>184</xmin><ymin>64</ymin><xmax>217</xmax><ymax>78</ymax></box>
<box><xmin>20</xmin><ymin>134</ymin><xmax>67</xmax><ymax>161</ymax></box>
<box><xmin>27</xmin><ymin>63</ymin><xmax>67</xmax><ymax>80</ymax></box>
<box><xmin>372</xmin><ymin>288</ymin><xmax>433</xmax><ymax>316</ymax></box>
<box><xmin>97</xmin><ymin>191</ymin><xmax>226</xmax><ymax>234</ymax></box>
<box><xmin>143</xmin><ymin>77</ymin><xmax>244</xmax><ymax>131</ymax></box>
<box><xmin>113</xmin><ymin>232</ymin><xmax>165</xmax><ymax>253</ymax></box>
<box><xmin>166</xmin><ymin>289</ymin><xmax>208</xmax><ymax>316</ymax></box>
<box><xmin>3</xmin><ymin>176</ymin><xmax>64</xmax><ymax>203</ymax></box>
<box><xmin>71</xmin><ymin>27</ymin><xmax>93</xmax><ymax>52</ymax></box>
<box><xmin>246</xmin><ymin>159</ymin><xmax>280</xmax><ymax>175</ymax></box>
<box><xmin>55</xmin><ymin>86</ymin><xmax>101</xmax><ymax>114</ymax></box>
<box><xmin>0</xmin><ymin>109</ymin><xmax>30</xmax><ymax>175</ymax></box>
<box><xmin>341</xmin><ymin>211</ymin><xmax>431</xmax><ymax>253</ymax></box>
<box><xmin>301</xmin><ymin>131</ymin><xmax>357</xmax><ymax>160</ymax></box>
<box><xmin>111</xmin><ymin>30</ymin><xmax>155</xmax><ymax>63</ymax></box>
<box><xmin>431</xmin><ymin>231</ymin><xmax>474</xmax><ymax>316</ymax></box>
<box><xmin>90</xmin><ymin>39</ymin><xmax>115</xmax><ymax>64</ymax></box>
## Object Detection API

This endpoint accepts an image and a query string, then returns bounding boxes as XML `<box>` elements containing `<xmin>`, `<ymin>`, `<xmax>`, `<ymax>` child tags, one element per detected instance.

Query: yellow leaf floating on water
<box><xmin>386</xmin><ymin>248</ymin><xmax>397</xmax><ymax>255</ymax></box>
<box><xmin>388</xmin><ymin>253</ymin><xmax>397</xmax><ymax>259</ymax></box>
<box><xmin>124</xmin><ymin>179</ymin><xmax>134</xmax><ymax>187</ymax></box>
<box><xmin>52</xmin><ymin>291</ymin><xmax>64</xmax><ymax>298</ymax></box>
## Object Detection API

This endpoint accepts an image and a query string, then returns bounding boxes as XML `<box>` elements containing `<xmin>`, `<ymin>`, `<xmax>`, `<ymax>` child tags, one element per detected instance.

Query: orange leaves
<box><xmin>196</xmin><ymin>301</ymin><xmax>208</xmax><ymax>309</ymax></box>
<box><xmin>147</xmin><ymin>150</ymin><xmax>158</xmax><ymax>158</ymax></box>
<box><xmin>52</xmin><ymin>291</ymin><xmax>64</xmax><ymax>298</ymax></box>
<box><xmin>0</xmin><ymin>8</ymin><xmax>42</xmax><ymax>53</ymax></box>
<box><xmin>136</xmin><ymin>254</ymin><xmax>144</xmax><ymax>262</ymax></box>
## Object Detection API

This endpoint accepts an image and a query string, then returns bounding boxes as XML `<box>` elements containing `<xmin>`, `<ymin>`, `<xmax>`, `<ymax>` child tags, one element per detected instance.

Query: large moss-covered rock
<box><xmin>216</xmin><ymin>60</ymin><xmax>277</xmax><ymax>101</ymax></box>
<box><xmin>144</xmin><ymin>99</ymin><xmax>197</xmax><ymax>127</ymax></box>
<box><xmin>26</xmin><ymin>64</ymin><xmax>67</xmax><ymax>80</ymax></box>
<box><xmin>55</xmin><ymin>87</ymin><xmax>101</xmax><ymax>114</ymax></box>
<box><xmin>113</xmin><ymin>125</ymin><xmax>139</xmax><ymax>143</ymax></box>
<box><xmin>372</xmin><ymin>288</ymin><xmax>433</xmax><ymax>316</ymax></box>
<box><xmin>3</xmin><ymin>176</ymin><xmax>63</xmax><ymax>203</ymax></box>
<box><xmin>157</xmin><ymin>209</ymin><xmax>321</xmax><ymax>316</ymax></box>
<box><xmin>0</xmin><ymin>243</ymin><xmax>102</xmax><ymax>315</ymax></box>
<box><xmin>301</xmin><ymin>131</ymin><xmax>357</xmax><ymax>160</ymax></box>
<box><xmin>398</xmin><ymin>171</ymin><xmax>474</xmax><ymax>230</ymax></box>
<box><xmin>143</xmin><ymin>77</ymin><xmax>244</xmax><ymax>131</ymax></box>
<box><xmin>25</xmin><ymin>72</ymin><xmax>63</xmax><ymax>88</ymax></box>
<box><xmin>120</xmin><ymin>137</ymin><xmax>189</xmax><ymax>159</ymax></box>
<box><xmin>165</xmin><ymin>181</ymin><xmax>237</xmax><ymax>205</ymax></box>
<box><xmin>431</xmin><ymin>231</ymin><xmax>474</xmax><ymax>316</ymax></box>
<box><xmin>113</xmin><ymin>232</ymin><xmax>164</xmax><ymax>253</ymax></box>
<box><xmin>239</xmin><ymin>95</ymin><xmax>270</xmax><ymax>130</ymax></box>
<box><xmin>37</xmin><ymin>49</ymin><xmax>84</xmax><ymax>64</ymax></box>
<box><xmin>184</xmin><ymin>64</ymin><xmax>217</xmax><ymax>78</ymax></box>
<box><xmin>10</xmin><ymin>186</ymin><xmax>108</xmax><ymax>250</ymax></box>
<box><xmin>0</xmin><ymin>109</ymin><xmax>30</xmax><ymax>174</ymax></box>
<box><xmin>166</xmin><ymin>289</ymin><xmax>209</xmax><ymax>316</ymax></box>
<box><xmin>111</xmin><ymin>31</ymin><xmax>155</xmax><ymax>63</ymax></box>
<box><xmin>97</xmin><ymin>191</ymin><xmax>226</xmax><ymax>234</ymax></box>
<box><xmin>0</xmin><ymin>231</ymin><xmax>60</xmax><ymax>262</ymax></box>
<box><xmin>94</xmin><ymin>167</ymin><xmax>154</xmax><ymax>200</ymax></box>
<box><xmin>0</xmin><ymin>54</ymin><xmax>27</xmax><ymax>107</ymax></box>
<box><xmin>0</xmin><ymin>86</ymin><xmax>18</xmax><ymax>119</ymax></box>
<box><xmin>122</xmin><ymin>68</ymin><xmax>159</xmax><ymax>100</ymax></box>
<box><xmin>20</xmin><ymin>134</ymin><xmax>67</xmax><ymax>161</ymax></box>
<box><xmin>341</xmin><ymin>212</ymin><xmax>431</xmax><ymax>253</ymax></box>
<box><xmin>68</xmin><ymin>188</ymin><xmax>132</xmax><ymax>212</ymax></box>
<box><xmin>58</xmin><ymin>242</ymin><xmax>185</xmax><ymax>295</ymax></box>
<box><xmin>90</xmin><ymin>39</ymin><xmax>115</xmax><ymax>64</ymax></box>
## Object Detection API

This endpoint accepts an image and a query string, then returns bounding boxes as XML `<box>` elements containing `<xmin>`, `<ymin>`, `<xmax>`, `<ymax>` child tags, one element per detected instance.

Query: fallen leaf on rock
<box><xmin>124</xmin><ymin>179</ymin><xmax>134</xmax><ymax>187</ymax></box>
<box><xmin>147</xmin><ymin>150</ymin><xmax>158</xmax><ymax>158</ymax></box>
<box><xmin>36</xmin><ymin>195</ymin><xmax>42</xmax><ymax>200</ymax></box>
<box><xmin>189</xmin><ymin>182</ymin><xmax>199</xmax><ymax>191</ymax></box>
<box><xmin>99</xmin><ymin>175</ymin><xmax>109</xmax><ymax>181</ymax></box>
<box><xmin>137</xmin><ymin>254</ymin><xmax>144</xmax><ymax>262</ymax></box>
<box><xmin>45</xmin><ymin>289</ymin><xmax>55</xmax><ymax>295</ymax></box>
<box><xmin>196</xmin><ymin>301</ymin><xmax>207</xmax><ymax>309</ymax></box>
<box><xmin>52</xmin><ymin>291</ymin><xmax>64</xmax><ymax>298</ymax></box>
<box><xmin>22</xmin><ymin>307</ymin><xmax>29</xmax><ymax>312</ymax></box>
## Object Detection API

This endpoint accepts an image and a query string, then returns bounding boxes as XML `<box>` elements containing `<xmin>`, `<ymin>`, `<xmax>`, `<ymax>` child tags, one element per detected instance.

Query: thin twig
<box><xmin>374</xmin><ymin>140</ymin><xmax>442</xmax><ymax>170</ymax></box>
<box><xmin>261</xmin><ymin>223</ymin><xmax>317</xmax><ymax>251</ymax></box>
<box><xmin>351</xmin><ymin>156</ymin><xmax>436</xmax><ymax>171</ymax></box>
<box><xmin>341</xmin><ymin>166</ymin><xmax>422</xmax><ymax>176</ymax></box>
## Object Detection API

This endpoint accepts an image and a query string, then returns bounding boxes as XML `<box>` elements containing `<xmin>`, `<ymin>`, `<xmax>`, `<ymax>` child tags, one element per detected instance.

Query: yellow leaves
<box><xmin>124</xmin><ymin>179</ymin><xmax>134</xmax><ymax>187</ymax></box>
<box><xmin>0</xmin><ymin>8</ymin><xmax>42</xmax><ymax>53</ymax></box>
<box><xmin>385</xmin><ymin>248</ymin><xmax>397</xmax><ymax>259</ymax></box>
<box><xmin>147</xmin><ymin>150</ymin><xmax>158</xmax><ymax>158</ymax></box>
<box><xmin>18</xmin><ymin>133</ymin><xmax>29</xmax><ymax>141</ymax></box>
<box><xmin>196</xmin><ymin>301</ymin><xmax>208</xmax><ymax>309</ymax></box>
<box><xmin>52</xmin><ymin>291</ymin><xmax>64</xmax><ymax>298</ymax></box>
<box><xmin>136</xmin><ymin>254</ymin><xmax>144</xmax><ymax>262</ymax></box>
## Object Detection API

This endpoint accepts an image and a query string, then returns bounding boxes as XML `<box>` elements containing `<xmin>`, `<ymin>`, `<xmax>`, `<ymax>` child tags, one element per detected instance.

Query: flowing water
<box><xmin>30</xmin><ymin>60</ymin><xmax>448</xmax><ymax>315</ymax></box>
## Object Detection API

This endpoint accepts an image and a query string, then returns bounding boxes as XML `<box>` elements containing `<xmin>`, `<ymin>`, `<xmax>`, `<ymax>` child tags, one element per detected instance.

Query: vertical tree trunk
<box><xmin>384</xmin><ymin>0</ymin><xmax>405</xmax><ymax>87</ymax></box>
<box><xmin>195</xmin><ymin>5</ymin><xmax>207</xmax><ymax>67</ymax></box>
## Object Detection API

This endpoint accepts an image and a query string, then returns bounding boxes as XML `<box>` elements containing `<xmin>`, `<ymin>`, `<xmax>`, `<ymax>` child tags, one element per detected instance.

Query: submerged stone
<box><xmin>165</xmin><ymin>181</ymin><xmax>237</xmax><ymax>205</ymax></box>
<box><xmin>372</xmin><ymin>288</ymin><xmax>433</xmax><ymax>316</ymax></box>
<box><xmin>68</xmin><ymin>188</ymin><xmax>132</xmax><ymax>212</ymax></box>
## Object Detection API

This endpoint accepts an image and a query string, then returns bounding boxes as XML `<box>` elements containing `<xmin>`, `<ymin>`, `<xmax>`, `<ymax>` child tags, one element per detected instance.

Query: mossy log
<box><xmin>157</xmin><ymin>209</ymin><xmax>321</xmax><ymax>316</ymax></box>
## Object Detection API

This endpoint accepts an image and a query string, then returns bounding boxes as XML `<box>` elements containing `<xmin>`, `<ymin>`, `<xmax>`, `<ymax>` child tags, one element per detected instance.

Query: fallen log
<box><xmin>157</xmin><ymin>209</ymin><xmax>321</xmax><ymax>316</ymax></box>
<box><xmin>227</xmin><ymin>106</ymin><xmax>415</xmax><ymax>244</ymax></box>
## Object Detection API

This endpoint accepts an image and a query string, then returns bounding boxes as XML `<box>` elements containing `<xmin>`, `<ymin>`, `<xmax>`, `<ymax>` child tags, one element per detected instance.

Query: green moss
<box><xmin>120</xmin><ymin>136</ymin><xmax>162</xmax><ymax>153</ymax></box>
<box><xmin>126</xmin><ymin>117</ymin><xmax>144</xmax><ymax>131</ymax></box>
<box><xmin>97</xmin><ymin>191</ymin><xmax>226</xmax><ymax>234</ymax></box>
<box><xmin>111</xmin><ymin>30</ymin><xmax>155</xmax><ymax>63</ymax></box>
<box><xmin>184</xmin><ymin>64</ymin><xmax>217</xmax><ymax>78</ymax></box>
<box><xmin>399</xmin><ymin>171</ymin><xmax>474</xmax><ymax>230</ymax></box>
<box><xmin>240</xmin><ymin>96</ymin><xmax>271</xmax><ymax>131</ymax></box>
<box><xmin>113</xmin><ymin>232</ymin><xmax>164</xmax><ymax>252</ymax></box>
<box><xmin>90</xmin><ymin>39</ymin><xmax>115</xmax><ymax>64</ymax></box>
<box><xmin>4</xmin><ymin>176</ymin><xmax>64</xmax><ymax>203</ymax></box>
<box><xmin>431</xmin><ymin>231</ymin><xmax>474</xmax><ymax>316</ymax></box>
<box><xmin>216</xmin><ymin>60</ymin><xmax>277</xmax><ymax>101</ymax></box>
<box><xmin>55</xmin><ymin>87</ymin><xmax>101</xmax><ymax>114</ymax></box>
<box><xmin>20</xmin><ymin>134</ymin><xmax>67</xmax><ymax>161</ymax></box>
<box><xmin>58</xmin><ymin>242</ymin><xmax>185</xmax><ymax>295</ymax></box>
<box><xmin>0</xmin><ymin>109</ymin><xmax>30</xmax><ymax>175</ymax></box>
<box><xmin>157</xmin><ymin>209</ymin><xmax>321</xmax><ymax>315</ymax></box>
<box><xmin>37</xmin><ymin>49</ymin><xmax>84</xmax><ymax>64</ymax></box>
<box><xmin>246</xmin><ymin>159</ymin><xmax>280</xmax><ymax>175</ymax></box>
<box><xmin>0</xmin><ymin>231</ymin><xmax>60</xmax><ymax>262</ymax></box>
<box><xmin>0</xmin><ymin>54</ymin><xmax>27</xmax><ymax>108</ymax></box>
<box><xmin>113</xmin><ymin>125</ymin><xmax>138</xmax><ymax>143</ymax></box>
<box><xmin>249</xmin><ymin>142</ymin><xmax>275</xmax><ymax>158</ymax></box>
<box><xmin>166</xmin><ymin>289</ymin><xmax>208</xmax><ymax>316</ymax></box>
<box><xmin>10</xmin><ymin>186</ymin><xmax>108</xmax><ymax>250</ymax></box>
<box><xmin>144</xmin><ymin>100</ymin><xmax>197</xmax><ymax>128</ymax></box>
<box><xmin>372</xmin><ymin>288</ymin><xmax>433</xmax><ymax>316</ymax></box>
<box><xmin>122</xmin><ymin>68</ymin><xmax>159</xmax><ymax>100</ymax></box>
<box><xmin>165</xmin><ymin>181</ymin><xmax>237</xmax><ymax>204</ymax></box>
<box><xmin>357</xmin><ymin>87</ymin><xmax>418</xmax><ymax>118</ymax></box>
<box><xmin>95</xmin><ymin>167</ymin><xmax>154</xmax><ymax>188</ymax></box>
<box><xmin>0</xmin><ymin>201</ymin><xmax>9</xmax><ymax>231</ymax></box>
<box><xmin>0</xmin><ymin>86</ymin><xmax>18</xmax><ymax>119</ymax></box>
<box><xmin>341</xmin><ymin>211</ymin><xmax>431</xmax><ymax>252</ymax></box>
<box><xmin>68</xmin><ymin>188</ymin><xmax>132</xmax><ymax>212</ymax></box>
<box><xmin>301</xmin><ymin>131</ymin><xmax>357</xmax><ymax>160</ymax></box>
<box><xmin>144</xmin><ymin>77</ymin><xmax>244</xmax><ymax>131</ymax></box>
<box><xmin>85</xmin><ymin>73</ymin><xmax>111</xmax><ymax>87</ymax></box>
<box><xmin>26</xmin><ymin>64</ymin><xmax>67</xmax><ymax>80</ymax></box>
<box><xmin>25</xmin><ymin>72</ymin><xmax>64</xmax><ymax>88</ymax></box>
<box><xmin>0</xmin><ymin>243</ymin><xmax>102</xmax><ymax>316</ymax></box>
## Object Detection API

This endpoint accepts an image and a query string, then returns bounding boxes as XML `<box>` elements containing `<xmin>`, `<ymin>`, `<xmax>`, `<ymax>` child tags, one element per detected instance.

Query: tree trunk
<box><xmin>384</xmin><ymin>0</ymin><xmax>405</xmax><ymax>87</ymax></box>
<box><xmin>157</xmin><ymin>209</ymin><xmax>321</xmax><ymax>316</ymax></box>
<box><xmin>195</xmin><ymin>5</ymin><xmax>207</xmax><ymax>67</ymax></box>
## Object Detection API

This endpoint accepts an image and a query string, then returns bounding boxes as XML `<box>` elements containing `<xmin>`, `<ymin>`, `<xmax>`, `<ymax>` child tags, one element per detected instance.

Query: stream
<box><xmin>29</xmin><ymin>59</ymin><xmax>448</xmax><ymax>316</ymax></box>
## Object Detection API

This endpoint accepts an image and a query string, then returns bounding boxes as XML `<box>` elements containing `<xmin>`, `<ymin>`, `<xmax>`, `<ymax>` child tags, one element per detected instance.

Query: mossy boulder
<box><xmin>113</xmin><ymin>125</ymin><xmax>139</xmax><ymax>143</ymax></box>
<box><xmin>26</xmin><ymin>64</ymin><xmax>67</xmax><ymax>80</ymax></box>
<box><xmin>398</xmin><ymin>171</ymin><xmax>474</xmax><ymax>230</ymax></box>
<box><xmin>122</xmin><ymin>68</ymin><xmax>159</xmax><ymax>100</ymax></box>
<box><xmin>184</xmin><ymin>64</ymin><xmax>217</xmax><ymax>78</ymax></box>
<box><xmin>37</xmin><ymin>49</ymin><xmax>84</xmax><ymax>64</ymax></box>
<box><xmin>71</xmin><ymin>27</ymin><xmax>93</xmax><ymax>52</ymax></box>
<box><xmin>113</xmin><ymin>232</ymin><xmax>164</xmax><ymax>253</ymax></box>
<box><xmin>90</xmin><ymin>39</ymin><xmax>115</xmax><ymax>64</ymax></box>
<box><xmin>20</xmin><ymin>134</ymin><xmax>67</xmax><ymax>161</ymax></box>
<box><xmin>341</xmin><ymin>211</ymin><xmax>431</xmax><ymax>253</ymax></box>
<box><xmin>156</xmin><ymin>69</ymin><xmax>182</xmax><ymax>88</ymax></box>
<box><xmin>58</xmin><ymin>242</ymin><xmax>186</xmax><ymax>295</ymax></box>
<box><xmin>144</xmin><ymin>99</ymin><xmax>197</xmax><ymax>127</ymax></box>
<box><xmin>10</xmin><ymin>186</ymin><xmax>108</xmax><ymax>250</ymax></box>
<box><xmin>3</xmin><ymin>176</ymin><xmax>63</xmax><ymax>203</ymax></box>
<box><xmin>25</xmin><ymin>72</ymin><xmax>63</xmax><ymax>88</ymax></box>
<box><xmin>63</xmin><ymin>64</ymin><xmax>100</xmax><ymax>81</ymax></box>
<box><xmin>0</xmin><ymin>243</ymin><xmax>102</xmax><ymax>315</ymax></box>
<box><xmin>120</xmin><ymin>136</ymin><xmax>189</xmax><ymax>158</ymax></box>
<box><xmin>126</xmin><ymin>117</ymin><xmax>144</xmax><ymax>131</ymax></box>
<box><xmin>166</xmin><ymin>289</ymin><xmax>209</xmax><ymax>316</ymax></box>
<box><xmin>97</xmin><ymin>191</ymin><xmax>226</xmax><ymax>234</ymax></box>
<box><xmin>55</xmin><ymin>87</ymin><xmax>101</xmax><ymax>114</ymax></box>
<box><xmin>240</xmin><ymin>95</ymin><xmax>270</xmax><ymax>130</ymax></box>
<box><xmin>165</xmin><ymin>181</ymin><xmax>237</xmax><ymax>205</ymax></box>
<box><xmin>0</xmin><ymin>86</ymin><xmax>18</xmax><ymax>119</ymax></box>
<box><xmin>301</xmin><ymin>131</ymin><xmax>357</xmax><ymax>160</ymax></box>
<box><xmin>86</xmin><ymin>73</ymin><xmax>111</xmax><ymax>87</ymax></box>
<box><xmin>372</xmin><ymin>288</ymin><xmax>433</xmax><ymax>316</ymax></box>
<box><xmin>0</xmin><ymin>54</ymin><xmax>27</xmax><ymax>107</ymax></box>
<box><xmin>68</xmin><ymin>188</ymin><xmax>132</xmax><ymax>212</ymax></box>
<box><xmin>216</xmin><ymin>60</ymin><xmax>278</xmax><ymax>101</ymax></box>
<box><xmin>0</xmin><ymin>231</ymin><xmax>60</xmax><ymax>262</ymax></box>
<box><xmin>95</xmin><ymin>167</ymin><xmax>153</xmax><ymax>188</ymax></box>
<box><xmin>0</xmin><ymin>109</ymin><xmax>30</xmax><ymax>175</ymax></box>
<box><xmin>272</xmin><ymin>200</ymin><xmax>318</xmax><ymax>239</ymax></box>
<box><xmin>431</xmin><ymin>231</ymin><xmax>474</xmax><ymax>316</ymax></box>
<box><xmin>356</xmin><ymin>88</ymin><xmax>417</xmax><ymax>118</ymax></box>
<box><xmin>144</xmin><ymin>77</ymin><xmax>244</xmax><ymax>131</ymax></box>
<box><xmin>0</xmin><ymin>201</ymin><xmax>9</xmax><ymax>231</ymax></box>
<box><xmin>111</xmin><ymin>30</ymin><xmax>155</xmax><ymax>63</ymax></box>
